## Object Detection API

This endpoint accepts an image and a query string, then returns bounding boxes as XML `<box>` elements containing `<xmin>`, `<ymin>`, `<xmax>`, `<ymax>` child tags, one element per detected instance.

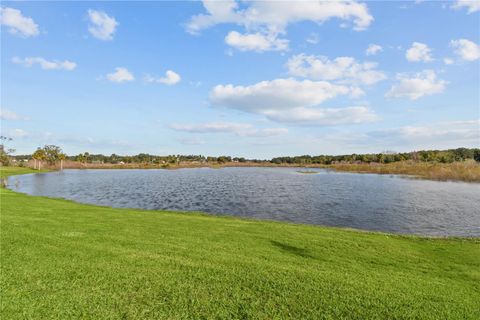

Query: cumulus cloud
<box><xmin>391</xmin><ymin>120</ymin><xmax>479</xmax><ymax>141</ymax></box>
<box><xmin>450</xmin><ymin>39</ymin><xmax>480</xmax><ymax>61</ymax></box>
<box><xmin>443</xmin><ymin>58</ymin><xmax>454</xmax><ymax>65</ymax></box>
<box><xmin>210</xmin><ymin>78</ymin><xmax>377</xmax><ymax>125</ymax></box>
<box><xmin>451</xmin><ymin>0</ymin><xmax>480</xmax><ymax>13</ymax></box>
<box><xmin>0</xmin><ymin>109</ymin><xmax>28</xmax><ymax>121</ymax></box>
<box><xmin>8</xmin><ymin>128</ymin><xmax>28</xmax><ymax>138</ymax></box>
<box><xmin>225</xmin><ymin>31</ymin><xmax>288</xmax><ymax>52</ymax></box>
<box><xmin>187</xmin><ymin>0</ymin><xmax>373</xmax><ymax>33</ymax></box>
<box><xmin>0</xmin><ymin>7</ymin><xmax>39</xmax><ymax>37</ymax></box>
<box><xmin>87</xmin><ymin>9</ymin><xmax>118</xmax><ymax>41</ymax></box>
<box><xmin>406</xmin><ymin>42</ymin><xmax>433</xmax><ymax>62</ymax></box>
<box><xmin>178</xmin><ymin>137</ymin><xmax>205</xmax><ymax>145</ymax></box>
<box><xmin>144</xmin><ymin>70</ymin><xmax>181</xmax><ymax>85</ymax></box>
<box><xmin>306</xmin><ymin>33</ymin><xmax>319</xmax><ymax>44</ymax></box>
<box><xmin>371</xmin><ymin>120</ymin><xmax>480</xmax><ymax>147</ymax></box>
<box><xmin>106</xmin><ymin>67</ymin><xmax>134</xmax><ymax>83</ymax></box>
<box><xmin>365</xmin><ymin>43</ymin><xmax>382</xmax><ymax>56</ymax></box>
<box><xmin>186</xmin><ymin>1</ymin><xmax>372</xmax><ymax>52</ymax></box>
<box><xmin>170</xmin><ymin>122</ymin><xmax>288</xmax><ymax>137</ymax></box>
<box><xmin>327</xmin><ymin>120</ymin><xmax>480</xmax><ymax>150</ymax></box>
<box><xmin>286</xmin><ymin>54</ymin><xmax>386</xmax><ymax>85</ymax></box>
<box><xmin>12</xmin><ymin>57</ymin><xmax>76</xmax><ymax>71</ymax></box>
<box><xmin>262</xmin><ymin>106</ymin><xmax>378</xmax><ymax>125</ymax></box>
<box><xmin>386</xmin><ymin>70</ymin><xmax>446</xmax><ymax>100</ymax></box>
<box><xmin>211</xmin><ymin>78</ymin><xmax>355</xmax><ymax>112</ymax></box>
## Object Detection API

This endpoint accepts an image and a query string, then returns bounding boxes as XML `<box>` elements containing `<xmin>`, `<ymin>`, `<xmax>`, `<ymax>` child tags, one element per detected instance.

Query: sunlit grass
<box><xmin>0</xmin><ymin>166</ymin><xmax>49</xmax><ymax>179</ymax></box>
<box><xmin>1</xmin><ymin>169</ymin><xmax>479</xmax><ymax>319</ymax></box>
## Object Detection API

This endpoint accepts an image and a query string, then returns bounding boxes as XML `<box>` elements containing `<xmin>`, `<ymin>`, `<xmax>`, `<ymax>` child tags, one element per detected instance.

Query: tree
<box><xmin>376</xmin><ymin>153</ymin><xmax>385</xmax><ymax>163</ymax></box>
<box><xmin>59</xmin><ymin>153</ymin><xmax>66</xmax><ymax>170</ymax></box>
<box><xmin>0</xmin><ymin>136</ymin><xmax>15</xmax><ymax>166</ymax></box>
<box><xmin>42</xmin><ymin>145</ymin><xmax>63</xmax><ymax>165</ymax></box>
<box><xmin>217</xmin><ymin>156</ymin><xmax>231</xmax><ymax>163</ymax></box>
<box><xmin>32</xmin><ymin>148</ymin><xmax>46</xmax><ymax>170</ymax></box>
<box><xmin>474</xmin><ymin>149</ymin><xmax>480</xmax><ymax>163</ymax></box>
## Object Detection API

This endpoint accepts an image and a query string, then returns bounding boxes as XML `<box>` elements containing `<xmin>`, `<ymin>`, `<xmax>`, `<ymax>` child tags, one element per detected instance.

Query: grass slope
<box><xmin>0</xmin><ymin>166</ymin><xmax>49</xmax><ymax>178</ymax></box>
<box><xmin>1</xmin><ymin>168</ymin><xmax>479</xmax><ymax>319</ymax></box>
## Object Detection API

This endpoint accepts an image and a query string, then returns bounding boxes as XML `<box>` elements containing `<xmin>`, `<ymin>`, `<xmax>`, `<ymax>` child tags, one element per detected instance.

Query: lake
<box><xmin>6</xmin><ymin>167</ymin><xmax>480</xmax><ymax>237</ymax></box>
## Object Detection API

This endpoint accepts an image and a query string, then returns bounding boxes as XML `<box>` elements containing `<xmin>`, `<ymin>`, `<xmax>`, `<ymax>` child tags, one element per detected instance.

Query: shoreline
<box><xmin>12</xmin><ymin>159</ymin><xmax>480</xmax><ymax>182</ymax></box>
<box><xmin>3</xmin><ymin>167</ymin><xmax>479</xmax><ymax>239</ymax></box>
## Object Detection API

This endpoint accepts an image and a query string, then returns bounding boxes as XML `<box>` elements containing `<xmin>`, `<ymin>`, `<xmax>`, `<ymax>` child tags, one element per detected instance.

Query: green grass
<box><xmin>0</xmin><ymin>166</ymin><xmax>49</xmax><ymax>179</ymax></box>
<box><xmin>1</xmin><ymin>168</ymin><xmax>479</xmax><ymax>319</ymax></box>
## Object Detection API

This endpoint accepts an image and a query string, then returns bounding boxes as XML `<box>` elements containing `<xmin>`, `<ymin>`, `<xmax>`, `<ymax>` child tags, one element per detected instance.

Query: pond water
<box><xmin>6</xmin><ymin>168</ymin><xmax>480</xmax><ymax>237</ymax></box>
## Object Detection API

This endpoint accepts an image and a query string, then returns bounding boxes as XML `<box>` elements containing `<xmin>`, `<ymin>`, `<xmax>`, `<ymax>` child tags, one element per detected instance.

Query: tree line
<box><xmin>3</xmin><ymin>144</ymin><xmax>480</xmax><ymax>167</ymax></box>
<box><xmin>3</xmin><ymin>144</ymin><xmax>67</xmax><ymax>169</ymax></box>
<box><xmin>271</xmin><ymin>148</ymin><xmax>480</xmax><ymax>165</ymax></box>
<box><xmin>66</xmin><ymin>153</ymin><xmax>253</xmax><ymax>165</ymax></box>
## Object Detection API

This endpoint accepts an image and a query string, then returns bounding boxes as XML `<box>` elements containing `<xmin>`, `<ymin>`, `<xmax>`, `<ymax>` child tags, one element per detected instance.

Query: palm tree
<box><xmin>59</xmin><ymin>153</ymin><xmax>66</xmax><ymax>170</ymax></box>
<box><xmin>32</xmin><ymin>149</ymin><xmax>46</xmax><ymax>170</ymax></box>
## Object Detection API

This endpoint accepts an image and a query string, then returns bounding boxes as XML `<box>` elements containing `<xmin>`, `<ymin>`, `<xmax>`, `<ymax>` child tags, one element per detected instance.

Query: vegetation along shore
<box><xmin>5</xmin><ymin>145</ymin><xmax>480</xmax><ymax>182</ymax></box>
<box><xmin>1</xmin><ymin>167</ymin><xmax>479</xmax><ymax>319</ymax></box>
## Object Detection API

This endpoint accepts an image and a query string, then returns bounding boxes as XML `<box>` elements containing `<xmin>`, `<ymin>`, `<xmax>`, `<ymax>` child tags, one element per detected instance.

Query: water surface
<box><xmin>7</xmin><ymin>168</ymin><xmax>480</xmax><ymax>237</ymax></box>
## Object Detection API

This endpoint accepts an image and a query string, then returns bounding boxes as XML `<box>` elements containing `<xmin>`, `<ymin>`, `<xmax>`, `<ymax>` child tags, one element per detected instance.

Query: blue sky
<box><xmin>1</xmin><ymin>1</ymin><xmax>479</xmax><ymax>158</ymax></box>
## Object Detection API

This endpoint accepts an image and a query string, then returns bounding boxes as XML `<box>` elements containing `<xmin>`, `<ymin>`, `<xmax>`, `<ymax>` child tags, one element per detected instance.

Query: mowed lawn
<box><xmin>1</xmin><ymin>168</ymin><xmax>479</xmax><ymax>319</ymax></box>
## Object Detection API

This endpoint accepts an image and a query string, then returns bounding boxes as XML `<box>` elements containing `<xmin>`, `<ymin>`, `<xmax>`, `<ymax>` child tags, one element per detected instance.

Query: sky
<box><xmin>1</xmin><ymin>0</ymin><xmax>479</xmax><ymax>158</ymax></box>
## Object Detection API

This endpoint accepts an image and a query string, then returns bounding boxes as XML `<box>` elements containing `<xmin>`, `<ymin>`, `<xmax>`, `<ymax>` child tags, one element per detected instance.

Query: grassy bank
<box><xmin>1</xmin><ymin>168</ymin><xmax>479</xmax><ymax>319</ymax></box>
<box><xmin>0</xmin><ymin>166</ymin><xmax>49</xmax><ymax>179</ymax></box>
<box><xmin>325</xmin><ymin>160</ymin><xmax>480</xmax><ymax>182</ymax></box>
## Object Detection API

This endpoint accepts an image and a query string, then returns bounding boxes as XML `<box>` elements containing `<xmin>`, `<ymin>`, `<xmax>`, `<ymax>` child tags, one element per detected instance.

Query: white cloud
<box><xmin>186</xmin><ymin>1</ymin><xmax>372</xmax><ymax>52</ymax></box>
<box><xmin>286</xmin><ymin>54</ymin><xmax>386</xmax><ymax>85</ymax></box>
<box><xmin>187</xmin><ymin>0</ymin><xmax>373</xmax><ymax>34</ymax></box>
<box><xmin>145</xmin><ymin>70</ymin><xmax>181</xmax><ymax>85</ymax></box>
<box><xmin>443</xmin><ymin>58</ymin><xmax>454</xmax><ymax>65</ymax></box>
<box><xmin>0</xmin><ymin>7</ymin><xmax>39</xmax><ymax>37</ymax></box>
<box><xmin>327</xmin><ymin>120</ymin><xmax>480</xmax><ymax>150</ymax></box>
<box><xmin>405</xmin><ymin>42</ymin><xmax>433</xmax><ymax>62</ymax></box>
<box><xmin>178</xmin><ymin>137</ymin><xmax>205</xmax><ymax>145</ymax></box>
<box><xmin>451</xmin><ymin>0</ymin><xmax>480</xmax><ymax>13</ymax></box>
<box><xmin>87</xmin><ymin>9</ymin><xmax>118</xmax><ymax>41</ymax></box>
<box><xmin>9</xmin><ymin>128</ymin><xmax>28</xmax><ymax>138</ymax></box>
<box><xmin>210</xmin><ymin>78</ymin><xmax>376</xmax><ymax>125</ymax></box>
<box><xmin>306</xmin><ymin>33</ymin><xmax>319</xmax><ymax>44</ymax></box>
<box><xmin>394</xmin><ymin>120</ymin><xmax>479</xmax><ymax>141</ymax></box>
<box><xmin>170</xmin><ymin>122</ymin><xmax>288</xmax><ymax>137</ymax></box>
<box><xmin>450</xmin><ymin>39</ymin><xmax>480</xmax><ymax>61</ymax></box>
<box><xmin>386</xmin><ymin>70</ymin><xmax>446</xmax><ymax>100</ymax></box>
<box><xmin>262</xmin><ymin>106</ymin><xmax>378</xmax><ymax>125</ymax></box>
<box><xmin>0</xmin><ymin>109</ymin><xmax>28</xmax><ymax>121</ymax></box>
<box><xmin>371</xmin><ymin>120</ymin><xmax>480</xmax><ymax>147</ymax></box>
<box><xmin>106</xmin><ymin>67</ymin><xmax>134</xmax><ymax>83</ymax></box>
<box><xmin>225</xmin><ymin>31</ymin><xmax>288</xmax><ymax>52</ymax></box>
<box><xmin>365</xmin><ymin>43</ymin><xmax>382</xmax><ymax>56</ymax></box>
<box><xmin>253</xmin><ymin>127</ymin><xmax>289</xmax><ymax>137</ymax></box>
<box><xmin>12</xmin><ymin>57</ymin><xmax>76</xmax><ymax>71</ymax></box>
<box><xmin>211</xmin><ymin>78</ymin><xmax>354</xmax><ymax>112</ymax></box>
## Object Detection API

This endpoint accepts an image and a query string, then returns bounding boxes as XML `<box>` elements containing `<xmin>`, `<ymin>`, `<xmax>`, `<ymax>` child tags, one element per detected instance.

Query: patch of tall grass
<box><xmin>327</xmin><ymin>160</ymin><xmax>480</xmax><ymax>182</ymax></box>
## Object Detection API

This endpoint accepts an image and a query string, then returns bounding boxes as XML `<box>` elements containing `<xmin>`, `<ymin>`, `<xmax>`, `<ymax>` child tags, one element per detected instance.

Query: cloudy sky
<box><xmin>1</xmin><ymin>1</ymin><xmax>479</xmax><ymax>158</ymax></box>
